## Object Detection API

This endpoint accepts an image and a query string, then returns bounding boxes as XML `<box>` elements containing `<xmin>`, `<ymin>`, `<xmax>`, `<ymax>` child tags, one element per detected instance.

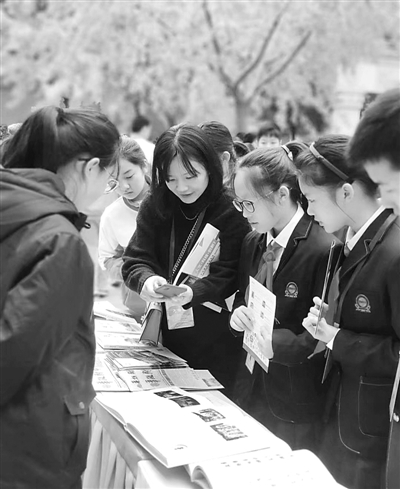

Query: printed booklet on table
<box><xmin>96</xmin><ymin>387</ymin><xmax>287</xmax><ymax>468</ymax></box>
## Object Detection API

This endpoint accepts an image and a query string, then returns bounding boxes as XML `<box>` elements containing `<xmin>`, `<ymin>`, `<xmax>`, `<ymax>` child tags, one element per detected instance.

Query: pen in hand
<box><xmin>315</xmin><ymin>240</ymin><xmax>336</xmax><ymax>336</ymax></box>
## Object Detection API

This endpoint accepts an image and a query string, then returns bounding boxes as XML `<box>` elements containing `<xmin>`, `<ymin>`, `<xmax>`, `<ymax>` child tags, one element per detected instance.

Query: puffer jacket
<box><xmin>0</xmin><ymin>168</ymin><xmax>96</xmax><ymax>489</ymax></box>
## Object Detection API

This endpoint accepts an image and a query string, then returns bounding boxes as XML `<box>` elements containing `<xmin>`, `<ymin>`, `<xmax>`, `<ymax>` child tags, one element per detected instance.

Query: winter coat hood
<box><xmin>0</xmin><ymin>168</ymin><xmax>87</xmax><ymax>241</ymax></box>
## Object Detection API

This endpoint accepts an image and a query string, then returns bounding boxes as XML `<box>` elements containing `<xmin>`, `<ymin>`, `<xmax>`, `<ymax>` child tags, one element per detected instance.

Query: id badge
<box><xmin>166</xmin><ymin>302</ymin><xmax>195</xmax><ymax>330</ymax></box>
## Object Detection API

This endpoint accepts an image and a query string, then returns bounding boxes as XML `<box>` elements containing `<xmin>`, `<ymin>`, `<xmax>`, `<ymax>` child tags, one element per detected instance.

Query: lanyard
<box><xmin>168</xmin><ymin>208</ymin><xmax>207</xmax><ymax>284</ymax></box>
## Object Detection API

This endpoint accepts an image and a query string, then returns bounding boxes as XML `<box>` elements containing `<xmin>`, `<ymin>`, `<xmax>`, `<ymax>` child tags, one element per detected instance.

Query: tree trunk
<box><xmin>234</xmin><ymin>96</ymin><xmax>249</xmax><ymax>133</ymax></box>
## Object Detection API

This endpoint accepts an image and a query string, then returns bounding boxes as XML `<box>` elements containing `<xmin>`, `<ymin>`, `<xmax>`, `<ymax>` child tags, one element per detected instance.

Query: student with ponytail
<box><xmin>295</xmin><ymin>134</ymin><xmax>400</xmax><ymax>489</ymax></box>
<box><xmin>230</xmin><ymin>146</ymin><xmax>339</xmax><ymax>451</ymax></box>
<box><xmin>0</xmin><ymin>106</ymin><xmax>120</xmax><ymax>489</ymax></box>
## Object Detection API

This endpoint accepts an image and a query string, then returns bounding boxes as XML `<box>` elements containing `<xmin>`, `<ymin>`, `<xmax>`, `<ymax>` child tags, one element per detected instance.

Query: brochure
<box><xmin>92</xmin><ymin>353</ymin><xmax>129</xmax><ymax>392</ymax></box>
<box><xmin>186</xmin><ymin>448</ymin><xmax>339</xmax><ymax>489</ymax></box>
<box><xmin>118</xmin><ymin>368</ymin><xmax>223</xmax><ymax>392</ymax></box>
<box><xmin>95</xmin><ymin>318</ymin><xmax>141</xmax><ymax>334</ymax></box>
<box><xmin>106</xmin><ymin>348</ymin><xmax>188</xmax><ymax>370</ymax></box>
<box><xmin>93</xmin><ymin>300</ymin><xmax>141</xmax><ymax>328</ymax></box>
<box><xmin>95</xmin><ymin>331</ymin><xmax>142</xmax><ymax>350</ymax></box>
<box><xmin>96</xmin><ymin>387</ymin><xmax>287</xmax><ymax>468</ymax></box>
<box><xmin>243</xmin><ymin>276</ymin><xmax>276</xmax><ymax>373</ymax></box>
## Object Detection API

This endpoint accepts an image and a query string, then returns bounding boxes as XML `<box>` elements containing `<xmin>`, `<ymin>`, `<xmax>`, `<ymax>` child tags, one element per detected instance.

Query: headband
<box><xmin>281</xmin><ymin>144</ymin><xmax>293</xmax><ymax>161</ymax></box>
<box><xmin>309</xmin><ymin>142</ymin><xmax>349</xmax><ymax>181</ymax></box>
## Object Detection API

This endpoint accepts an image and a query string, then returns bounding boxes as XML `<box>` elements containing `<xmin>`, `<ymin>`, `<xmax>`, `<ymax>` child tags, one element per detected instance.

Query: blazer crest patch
<box><xmin>355</xmin><ymin>294</ymin><xmax>371</xmax><ymax>313</ymax></box>
<box><xmin>285</xmin><ymin>282</ymin><xmax>298</xmax><ymax>298</ymax></box>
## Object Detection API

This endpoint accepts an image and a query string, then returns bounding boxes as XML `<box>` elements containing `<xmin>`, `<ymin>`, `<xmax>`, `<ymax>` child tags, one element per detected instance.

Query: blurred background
<box><xmin>1</xmin><ymin>0</ymin><xmax>399</xmax><ymax>141</ymax></box>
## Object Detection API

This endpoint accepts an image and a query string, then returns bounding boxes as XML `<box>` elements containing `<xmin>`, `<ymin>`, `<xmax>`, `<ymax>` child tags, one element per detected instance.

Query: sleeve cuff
<box><xmin>326</xmin><ymin>328</ymin><xmax>341</xmax><ymax>350</ymax></box>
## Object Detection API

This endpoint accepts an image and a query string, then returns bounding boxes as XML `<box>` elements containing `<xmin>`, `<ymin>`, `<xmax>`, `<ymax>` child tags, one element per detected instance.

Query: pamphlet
<box><xmin>106</xmin><ymin>348</ymin><xmax>188</xmax><ymax>370</ymax></box>
<box><xmin>93</xmin><ymin>300</ymin><xmax>141</xmax><ymax>327</ymax></box>
<box><xmin>174</xmin><ymin>224</ymin><xmax>228</xmax><ymax>314</ymax></box>
<box><xmin>95</xmin><ymin>318</ymin><xmax>141</xmax><ymax>334</ymax></box>
<box><xmin>96</xmin><ymin>387</ymin><xmax>286</xmax><ymax>468</ymax></box>
<box><xmin>186</xmin><ymin>447</ymin><xmax>339</xmax><ymax>489</ymax></box>
<box><xmin>95</xmin><ymin>331</ymin><xmax>142</xmax><ymax>350</ymax></box>
<box><xmin>92</xmin><ymin>354</ymin><xmax>129</xmax><ymax>392</ymax></box>
<box><xmin>243</xmin><ymin>276</ymin><xmax>276</xmax><ymax>373</ymax></box>
<box><xmin>118</xmin><ymin>368</ymin><xmax>223</xmax><ymax>392</ymax></box>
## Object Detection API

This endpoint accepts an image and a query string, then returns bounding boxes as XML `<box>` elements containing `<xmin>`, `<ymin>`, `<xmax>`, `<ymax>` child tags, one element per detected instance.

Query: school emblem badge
<box><xmin>355</xmin><ymin>294</ymin><xmax>371</xmax><ymax>313</ymax></box>
<box><xmin>285</xmin><ymin>282</ymin><xmax>298</xmax><ymax>298</ymax></box>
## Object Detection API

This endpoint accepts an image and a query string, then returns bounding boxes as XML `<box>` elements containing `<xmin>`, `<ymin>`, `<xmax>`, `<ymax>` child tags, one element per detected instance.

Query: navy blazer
<box><xmin>329</xmin><ymin>210</ymin><xmax>400</xmax><ymax>460</ymax></box>
<box><xmin>233</xmin><ymin>213</ymin><xmax>341</xmax><ymax>423</ymax></box>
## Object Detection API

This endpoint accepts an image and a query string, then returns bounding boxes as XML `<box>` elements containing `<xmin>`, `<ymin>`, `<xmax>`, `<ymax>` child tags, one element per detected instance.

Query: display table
<box><xmin>83</xmin><ymin>392</ymin><xmax>347</xmax><ymax>489</ymax></box>
<box><xmin>83</xmin><ymin>395</ymin><xmax>223</xmax><ymax>489</ymax></box>
<box><xmin>82</xmin><ymin>399</ymin><xmax>155</xmax><ymax>489</ymax></box>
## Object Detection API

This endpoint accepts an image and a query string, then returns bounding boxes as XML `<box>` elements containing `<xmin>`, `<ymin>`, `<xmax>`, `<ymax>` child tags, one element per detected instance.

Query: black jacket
<box><xmin>0</xmin><ymin>169</ymin><xmax>96</xmax><ymax>489</ymax></box>
<box><xmin>328</xmin><ymin>210</ymin><xmax>400</xmax><ymax>460</ymax></box>
<box><xmin>122</xmin><ymin>189</ymin><xmax>250</xmax><ymax>393</ymax></box>
<box><xmin>233</xmin><ymin>213</ymin><xmax>341</xmax><ymax>423</ymax></box>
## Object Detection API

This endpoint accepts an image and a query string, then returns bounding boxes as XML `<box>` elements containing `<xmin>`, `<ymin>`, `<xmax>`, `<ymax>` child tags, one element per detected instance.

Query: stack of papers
<box><xmin>92</xmin><ymin>301</ymin><xmax>223</xmax><ymax>393</ymax></box>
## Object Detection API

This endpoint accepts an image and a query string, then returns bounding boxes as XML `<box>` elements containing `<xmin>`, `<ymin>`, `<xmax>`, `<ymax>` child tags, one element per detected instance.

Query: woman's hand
<box><xmin>140</xmin><ymin>276</ymin><xmax>168</xmax><ymax>302</ymax></box>
<box><xmin>167</xmin><ymin>284</ymin><xmax>193</xmax><ymax>307</ymax></box>
<box><xmin>230</xmin><ymin>306</ymin><xmax>255</xmax><ymax>333</ymax></box>
<box><xmin>302</xmin><ymin>296</ymin><xmax>338</xmax><ymax>343</ymax></box>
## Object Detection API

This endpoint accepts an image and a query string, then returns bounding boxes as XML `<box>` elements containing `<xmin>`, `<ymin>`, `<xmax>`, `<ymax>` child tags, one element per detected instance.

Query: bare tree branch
<box><xmin>248</xmin><ymin>31</ymin><xmax>312</xmax><ymax>101</ymax></box>
<box><xmin>233</xmin><ymin>1</ymin><xmax>289</xmax><ymax>90</ymax></box>
<box><xmin>201</xmin><ymin>0</ymin><xmax>234</xmax><ymax>93</ymax></box>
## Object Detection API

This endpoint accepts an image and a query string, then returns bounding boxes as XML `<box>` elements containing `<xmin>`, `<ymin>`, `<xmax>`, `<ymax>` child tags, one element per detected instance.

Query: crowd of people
<box><xmin>0</xmin><ymin>87</ymin><xmax>399</xmax><ymax>489</ymax></box>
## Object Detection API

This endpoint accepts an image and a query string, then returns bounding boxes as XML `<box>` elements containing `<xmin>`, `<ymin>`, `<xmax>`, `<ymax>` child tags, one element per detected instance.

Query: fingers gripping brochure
<box><xmin>96</xmin><ymin>387</ymin><xmax>286</xmax><ymax>468</ymax></box>
<box><xmin>166</xmin><ymin>223</ymin><xmax>222</xmax><ymax>330</ymax></box>
<box><xmin>243</xmin><ymin>276</ymin><xmax>276</xmax><ymax>373</ymax></box>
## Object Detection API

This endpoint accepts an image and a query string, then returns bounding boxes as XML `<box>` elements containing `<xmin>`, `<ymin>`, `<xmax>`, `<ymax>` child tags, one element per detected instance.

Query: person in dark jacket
<box><xmin>0</xmin><ymin>106</ymin><xmax>120</xmax><ymax>489</ymax></box>
<box><xmin>297</xmin><ymin>134</ymin><xmax>400</xmax><ymax>489</ymax></box>
<box><xmin>122</xmin><ymin>124</ymin><xmax>250</xmax><ymax>399</ymax></box>
<box><xmin>230</xmin><ymin>146</ymin><xmax>340</xmax><ymax>452</ymax></box>
<box><xmin>346</xmin><ymin>88</ymin><xmax>400</xmax><ymax>489</ymax></box>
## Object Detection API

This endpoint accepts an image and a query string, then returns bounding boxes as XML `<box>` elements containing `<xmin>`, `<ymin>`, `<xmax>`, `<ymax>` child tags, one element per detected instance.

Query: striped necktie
<box><xmin>255</xmin><ymin>241</ymin><xmax>281</xmax><ymax>292</ymax></box>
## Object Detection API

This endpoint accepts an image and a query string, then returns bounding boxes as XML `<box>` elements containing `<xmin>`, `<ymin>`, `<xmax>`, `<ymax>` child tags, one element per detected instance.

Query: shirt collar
<box><xmin>346</xmin><ymin>206</ymin><xmax>386</xmax><ymax>251</ymax></box>
<box><xmin>266</xmin><ymin>205</ymin><xmax>304</xmax><ymax>249</ymax></box>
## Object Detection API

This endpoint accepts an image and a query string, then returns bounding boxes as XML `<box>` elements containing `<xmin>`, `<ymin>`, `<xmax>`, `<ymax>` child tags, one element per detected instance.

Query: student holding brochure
<box><xmin>122</xmin><ymin>124</ymin><xmax>250</xmax><ymax>399</ymax></box>
<box><xmin>295</xmin><ymin>133</ymin><xmax>400</xmax><ymax>489</ymax></box>
<box><xmin>230</xmin><ymin>146</ymin><xmax>340</xmax><ymax>452</ymax></box>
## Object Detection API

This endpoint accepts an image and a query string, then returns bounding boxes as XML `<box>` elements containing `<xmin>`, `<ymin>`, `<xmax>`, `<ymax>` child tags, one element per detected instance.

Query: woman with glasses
<box><xmin>122</xmin><ymin>124</ymin><xmax>250</xmax><ymax>400</ymax></box>
<box><xmin>0</xmin><ymin>106</ymin><xmax>120</xmax><ymax>489</ymax></box>
<box><xmin>230</xmin><ymin>146</ymin><xmax>340</xmax><ymax>452</ymax></box>
<box><xmin>99</xmin><ymin>135</ymin><xmax>150</xmax><ymax>316</ymax></box>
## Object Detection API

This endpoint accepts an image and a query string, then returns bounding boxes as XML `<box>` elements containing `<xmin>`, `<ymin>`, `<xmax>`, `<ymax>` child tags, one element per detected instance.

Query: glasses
<box><xmin>104</xmin><ymin>167</ymin><xmax>119</xmax><ymax>194</ymax></box>
<box><xmin>78</xmin><ymin>158</ymin><xmax>119</xmax><ymax>193</ymax></box>
<box><xmin>232</xmin><ymin>191</ymin><xmax>274</xmax><ymax>214</ymax></box>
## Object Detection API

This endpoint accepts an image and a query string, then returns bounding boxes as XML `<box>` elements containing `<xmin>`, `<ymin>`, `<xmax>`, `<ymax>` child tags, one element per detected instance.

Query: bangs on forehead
<box><xmin>161</xmin><ymin>143</ymin><xmax>203</xmax><ymax>180</ymax></box>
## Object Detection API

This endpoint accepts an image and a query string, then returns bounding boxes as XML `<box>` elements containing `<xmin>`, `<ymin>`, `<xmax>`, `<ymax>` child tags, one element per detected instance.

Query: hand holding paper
<box><xmin>230</xmin><ymin>306</ymin><xmax>255</xmax><ymax>333</ymax></box>
<box><xmin>141</xmin><ymin>276</ymin><xmax>169</xmax><ymax>302</ymax></box>
<box><xmin>167</xmin><ymin>284</ymin><xmax>193</xmax><ymax>307</ymax></box>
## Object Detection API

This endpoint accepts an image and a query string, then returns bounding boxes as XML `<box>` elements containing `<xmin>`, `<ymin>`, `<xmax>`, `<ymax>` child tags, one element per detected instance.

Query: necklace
<box><xmin>179</xmin><ymin>206</ymin><xmax>200</xmax><ymax>221</ymax></box>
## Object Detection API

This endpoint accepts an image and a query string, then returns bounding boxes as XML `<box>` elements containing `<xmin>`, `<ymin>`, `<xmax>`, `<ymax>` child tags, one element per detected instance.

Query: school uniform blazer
<box><xmin>329</xmin><ymin>210</ymin><xmax>400</xmax><ymax>459</ymax></box>
<box><xmin>234</xmin><ymin>213</ymin><xmax>341</xmax><ymax>423</ymax></box>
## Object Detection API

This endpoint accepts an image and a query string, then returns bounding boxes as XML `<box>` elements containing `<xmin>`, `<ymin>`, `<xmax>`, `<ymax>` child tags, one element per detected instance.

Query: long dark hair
<box><xmin>287</xmin><ymin>134</ymin><xmax>377</xmax><ymax>197</ymax></box>
<box><xmin>2</xmin><ymin>106</ymin><xmax>120</xmax><ymax>172</ymax></box>
<box><xmin>151</xmin><ymin>124</ymin><xmax>223</xmax><ymax>217</ymax></box>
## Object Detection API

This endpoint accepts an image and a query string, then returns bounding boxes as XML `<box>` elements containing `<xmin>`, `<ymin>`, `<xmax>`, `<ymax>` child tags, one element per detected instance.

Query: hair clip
<box><xmin>309</xmin><ymin>142</ymin><xmax>349</xmax><ymax>181</ymax></box>
<box><xmin>281</xmin><ymin>145</ymin><xmax>293</xmax><ymax>161</ymax></box>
